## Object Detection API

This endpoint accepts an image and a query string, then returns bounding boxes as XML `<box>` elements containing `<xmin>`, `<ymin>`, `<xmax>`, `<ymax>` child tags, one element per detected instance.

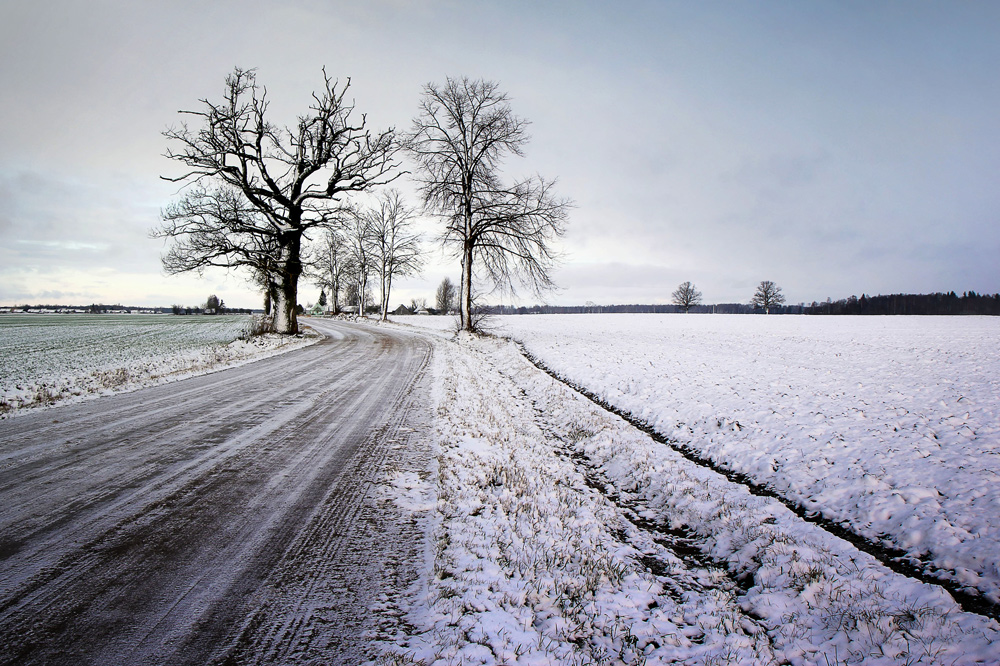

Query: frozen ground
<box><xmin>483</xmin><ymin>314</ymin><xmax>1000</xmax><ymax>609</ymax></box>
<box><xmin>382</xmin><ymin>327</ymin><xmax>1000</xmax><ymax>665</ymax></box>
<box><xmin>0</xmin><ymin>313</ymin><xmax>318</xmax><ymax>416</ymax></box>
<box><xmin>0</xmin><ymin>319</ymin><xmax>433</xmax><ymax>665</ymax></box>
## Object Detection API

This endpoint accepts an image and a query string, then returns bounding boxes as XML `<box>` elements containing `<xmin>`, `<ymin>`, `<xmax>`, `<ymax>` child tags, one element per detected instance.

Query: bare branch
<box><xmin>405</xmin><ymin>76</ymin><xmax>570</xmax><ymax>331</ymax></box>
<box><xmin>157</xmin><ymin>67</ymin><xmax>401</xmax><ymax>333</ymax></box>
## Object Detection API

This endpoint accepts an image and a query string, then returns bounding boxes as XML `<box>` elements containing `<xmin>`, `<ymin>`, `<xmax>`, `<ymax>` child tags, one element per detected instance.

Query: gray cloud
<box><xmin>2</xmin><ymin>0</ymin><xmax>999</xmax><ymax>308</ymax></box>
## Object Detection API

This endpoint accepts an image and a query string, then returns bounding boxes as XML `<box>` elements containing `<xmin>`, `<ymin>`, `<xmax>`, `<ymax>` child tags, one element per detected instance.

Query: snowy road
<box><xmin>0</xmin><ymin>319</ymin><xmax>434</xmax><ymax>666</ymax></box>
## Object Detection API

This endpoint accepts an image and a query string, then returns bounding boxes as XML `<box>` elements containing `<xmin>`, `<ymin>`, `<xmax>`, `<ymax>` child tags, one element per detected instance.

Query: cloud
<box><xmin>2</xmin><ymin>1</ymin><xmax>1000</xmax><ymax>308</ymax></box>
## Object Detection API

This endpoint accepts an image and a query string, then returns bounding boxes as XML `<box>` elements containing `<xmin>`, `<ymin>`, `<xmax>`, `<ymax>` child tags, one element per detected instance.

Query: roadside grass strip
<box><xmin>389</xmin><ymin>335</ymin><xmax>999</xmax><ymax>665</ymax></box>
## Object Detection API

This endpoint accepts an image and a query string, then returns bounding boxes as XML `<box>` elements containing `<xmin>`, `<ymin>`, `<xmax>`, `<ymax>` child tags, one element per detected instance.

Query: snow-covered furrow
<box><xmin>389</xmin><ymin>333</ymin><xmax>1000</xmax><ymax>665</ymax></box>
<box><xmin>519</xmin><ymin>341</ymin><xmax>1000</xmax><ymax>623</ymax></box>
<box><xmin>392</xmin><ymin>334</ymin><xmax>777</xmax><ymax>664</ymax></box>
<box><xmin>496</xmin><ymin>314</ymin><xmax>1000</xmax><ymax>610</ymax></box>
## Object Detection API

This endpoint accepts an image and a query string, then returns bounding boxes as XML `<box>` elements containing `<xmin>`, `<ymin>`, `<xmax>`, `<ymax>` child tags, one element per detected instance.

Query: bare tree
<box><xmin>436</xmin><ymin>277</ymin><xmax>457</xmax><ymax>314</ymax></box>
<box><xmin>344</xmin><ymin>211</ymin><xmax>375</xmax><ymax>316</ymax></box>
<box><xmin>751</xmin><ymin>280</ymin><xmax>786</xmax><ymax>314</ymax></box>
<box><xmin>308</xmin><ymin>227</ymin><xmax>351</xmax><ymax>314</ymax></box>
<box><xmin>406</xmin><ymin>76</ymin><xmax>570</xmax><ymax>332</ymax></box>
<box><xmin>672</xmin><ymin>281</ymin><xmax>703</xmax><ymax>313</ymax></box>
<box><xmin>364</xmin><ymin>190</ymin><xmax>423</xmax><ymax>321</ymax></box>
<box><xmin>153</xmin><ymin>67</ymin><xmax>399</xmax><ymax>334</ymax></box>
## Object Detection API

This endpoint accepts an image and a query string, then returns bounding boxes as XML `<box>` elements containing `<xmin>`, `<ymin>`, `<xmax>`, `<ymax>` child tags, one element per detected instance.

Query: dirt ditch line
<box><xmin>513</xmin><ymin>341</ymin><xmax>1000</xmax><ymax>624</ymax></box>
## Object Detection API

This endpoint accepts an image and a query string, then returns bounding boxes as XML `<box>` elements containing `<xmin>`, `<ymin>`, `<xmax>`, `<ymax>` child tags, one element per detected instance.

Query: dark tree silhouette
<box><xmin>672</xmin><ymin>281</ymin><xmax>703</xmax><ymax>313</ymax></box>
<box><xmin>436</xmin><ymin>277</ymin><xmax>457</xmax><ymax>314</ymax></box>
<box><xmin>154</xmin><ymin>67</ymin><xmax>400</xmax><ymax>334</ymax></box>
<box><xmin>406</xmin><ymin>77</ymin><xmax>570</xmax><ymax>331</ymax></box>
<box><xmin>751</xmin><ymin>280</ymin><xmax>786</xmax><ymax>314</ymax></box>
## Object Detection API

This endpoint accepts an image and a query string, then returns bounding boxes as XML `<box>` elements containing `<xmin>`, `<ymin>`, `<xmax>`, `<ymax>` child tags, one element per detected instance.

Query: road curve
<box><xmin>0</xmin><ymin>319</ymin><xmax>434</xmax><ymax>666</ymax></box>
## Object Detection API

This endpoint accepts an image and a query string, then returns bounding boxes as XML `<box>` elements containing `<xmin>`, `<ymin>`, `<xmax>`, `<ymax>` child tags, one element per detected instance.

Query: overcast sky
<box><xmin>2</xmin><ymin>0</ymin><xmax>998</xmax><ymax>309</ymax></box>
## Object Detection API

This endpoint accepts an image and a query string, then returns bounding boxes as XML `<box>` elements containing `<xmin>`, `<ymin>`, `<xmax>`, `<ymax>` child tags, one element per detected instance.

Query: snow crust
<box><xmin>385</xmin><ymin>327</ymin><xmax>1000</xmax><ymax>664</ymax></box>
<box><xmin>491</xmin><ymin>315</ymin><xmax>1000</xmax><ymax>608</ymax></box>
<box><xmin>0</xmin><ymin>314</ymin><xmax>319</xmax><ymax>417</ymax></box>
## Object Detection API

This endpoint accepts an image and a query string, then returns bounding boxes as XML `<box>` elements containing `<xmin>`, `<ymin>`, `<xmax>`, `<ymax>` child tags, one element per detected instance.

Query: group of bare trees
<box><xmin>672</xmin><ymin>280</ymin><xmax>786</xmax><ymax>313</ymax></box>
<box><xmin>152</xmin><ymin>68</ymin><xmax>403</xmax><ymax>334</ymax></box>
<box><xmin>154</xmin><ymin>68</ymin><xmax>570</xmax><ymax>334</ymax></box>
<box><xmin>304</xmin><ymin>191</ymin><xmax>421</xmax><ymax>319</ymax></box>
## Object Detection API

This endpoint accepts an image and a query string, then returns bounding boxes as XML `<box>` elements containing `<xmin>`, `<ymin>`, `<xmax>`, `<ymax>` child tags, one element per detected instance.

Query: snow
<box><xmin>487</xmin><ymin>314</ymin><xmax>1000</xmax><ymax>608</ymax></box>
<box><xmin>0</xmin><ymin>313</ymin><xmax>319</xmax><ymax>417</ymax></box>
<box><xmin>382</xmin><ymin>320</ymin><xmax>1000</xmax><ymax>664</ymax></box>
<box><xmin>9</xmin><ymin>311</ymin><xmax>999</xmax><ymax>662</ymax></box>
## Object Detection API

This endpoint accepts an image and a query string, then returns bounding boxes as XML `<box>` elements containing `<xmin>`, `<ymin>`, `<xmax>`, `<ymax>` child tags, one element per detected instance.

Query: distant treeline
<box><xmin>484</xmin><ymin>303</ymin><xmax>800</xmax><ymax>315</ymax></box>
<box><xmin>484</xmin><ymin>291</ymin><xmax>1000</xmax><ymax>316</ymax></box>
<box><xmin>802</xmin><ymin>291</ymin><xmax>1000</xmax><ymax>316</ymax></box>
<box><xmin>8</xmin><ymin>303</ymin><xmax>257</xmax><ymax>315</ymax></box>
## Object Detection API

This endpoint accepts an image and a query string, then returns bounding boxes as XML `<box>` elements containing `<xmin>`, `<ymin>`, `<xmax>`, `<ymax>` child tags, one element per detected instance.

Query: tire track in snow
<box><xmin>514</xmin><ymin>342</ymin><xmax>1000</xmax><ymax>623</ymax></box>
<box><xmin>212</xmin><ymin>330</ymin><xmax>433</xmax><ymax>665</ymax></box>
<box><xmin>0</xmin><ymin>320</ymin><xmax>433</xmax><ymax>666</ymax></box>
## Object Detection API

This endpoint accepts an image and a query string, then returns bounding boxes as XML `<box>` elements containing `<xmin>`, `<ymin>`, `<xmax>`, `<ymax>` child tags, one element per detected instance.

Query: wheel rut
<box><xmin>514</xmin><ymin>341</ymin><xmax>1000</xmax><ymax>623</ymax></box>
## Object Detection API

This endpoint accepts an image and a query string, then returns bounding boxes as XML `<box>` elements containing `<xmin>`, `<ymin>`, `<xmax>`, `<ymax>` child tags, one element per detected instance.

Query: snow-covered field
<box><xmin>484</xmin><ymin>314</ymin><xmax>1000</xmax><ymax>610</ymax></box>
<box><xmin>384</xmin><ymin>326</ymin><xmax>1000</xmax><ymax>665</ymax></box>
<box><xmin>0</xmin><ymin>313</ymin><xmax>318</xmax><ymax>416</ymax></box>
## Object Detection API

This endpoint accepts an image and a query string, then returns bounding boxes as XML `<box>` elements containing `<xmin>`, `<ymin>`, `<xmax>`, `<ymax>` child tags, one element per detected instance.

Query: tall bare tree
<box><xmin>672</xmin><ymin>281</ymin><xmax>703</xmax><ymax>313</ymax></box>
<box><xmin>436</xmin><ymin>277</ymin><xmax>457</xmax><ymax>314</ymax></box>
<box><xmin>344</xmin><ymin>211</ymin><xmax>375</xmax><ymax>316</ymax></box>
<box><xmin>153</xmin><ymin>67</ymin><xmax>399</xmax><ymax>334</ymax></box>
<box><xmin>365</xmin><ymin>190</ymin><xmax>423</xmax><ymax>321</ymax></box>
<box><xmin>406</xmin><ymin>77</ymin><xmax>570</xmax><ymax>331</ymax></box>
<box><xmin>751</xmin><ymin>280</ymin><xmax>786</xmax><ymax>314</ymax></box>
<box><xmin>308</xmin><ymin>227</ymin><xmax>351</xmax><ymax>314</ymax></box>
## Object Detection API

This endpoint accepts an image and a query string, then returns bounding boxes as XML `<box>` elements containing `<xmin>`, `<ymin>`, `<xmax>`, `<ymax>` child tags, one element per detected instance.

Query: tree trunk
<box><xmin>330</xmin><ymin>266</ymin><xmax>339</xmax><ymax>315</ymax></box>
<box><xmin>460</xmin><ymin>243</ymin><xmax>473</xmax><ymax>331</ymax></box>
<box><xmin>380</xmin><ymin>274</ymin><xmax>392</xmax><ymax>321</ymax></box>
<box><xmin>273</xmin><ymin>233</ymin><xmax>301</xmax><ymax>335</ymax></box>
<box><xmin>357</xmin><ymin>272</ymin><xmax>367</xmax><ymax>318</ymax></box>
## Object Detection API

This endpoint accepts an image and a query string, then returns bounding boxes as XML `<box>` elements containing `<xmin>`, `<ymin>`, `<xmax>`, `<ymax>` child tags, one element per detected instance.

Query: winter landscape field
<box><xmin>0</xmin><ymin>313</ymin><xmax>316</xmax><ymax>416</ymax></box>
<box><xmin>491</xmin><ymin>314</ymin><xmax>1000</xmax><ymax>603</ymax></box>
<box><xmin>386</xmin><ymin>313</ymin><xmax>1000</xmax><ymax>664</ymax></box>
<box><xmin>4</xmin><ymin>312</ymin><xmax>999</xmax><ymax>663</ymax></box>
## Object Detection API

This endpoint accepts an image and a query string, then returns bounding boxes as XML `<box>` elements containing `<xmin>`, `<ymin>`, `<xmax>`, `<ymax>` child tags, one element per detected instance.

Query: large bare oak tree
<box><xmin>672</xmin><ymin>281</ymin><xmax>703</xmax><ymax>313</ymax></box>
<box><xmin>406</xmin><ymin>77</ymin><xmax>570</xmax><ymax>331</ymax></box>
<box><xmin>752</xmin><ymin>280</ymin><xmax>786</xmax><ymax>314</ymax></box>
<box><xmin>153</xmin><ymin>67</ymin><xmax>399</xmax><ymax>334</ymax></box>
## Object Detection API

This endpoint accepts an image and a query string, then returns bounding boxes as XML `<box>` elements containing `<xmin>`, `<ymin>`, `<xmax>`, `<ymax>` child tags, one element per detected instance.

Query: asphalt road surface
<box><xmin>0</xmin><ymin>319</ymin><xmax>435</xmax><ymax>665</ymax></box>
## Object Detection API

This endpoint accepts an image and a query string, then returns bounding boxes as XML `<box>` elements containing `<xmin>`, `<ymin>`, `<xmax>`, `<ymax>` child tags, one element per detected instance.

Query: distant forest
<box><xmin>485</xmin><ymin>291</ymin><xmax>1000</xmax><ymax>316</ymax></box>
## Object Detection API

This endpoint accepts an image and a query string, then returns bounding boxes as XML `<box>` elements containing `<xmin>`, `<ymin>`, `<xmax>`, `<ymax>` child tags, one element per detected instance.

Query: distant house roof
<box><xmin>391</xmin><ymin>304</ymin><xmax>414</xmax><ymax>315</ymax></box>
